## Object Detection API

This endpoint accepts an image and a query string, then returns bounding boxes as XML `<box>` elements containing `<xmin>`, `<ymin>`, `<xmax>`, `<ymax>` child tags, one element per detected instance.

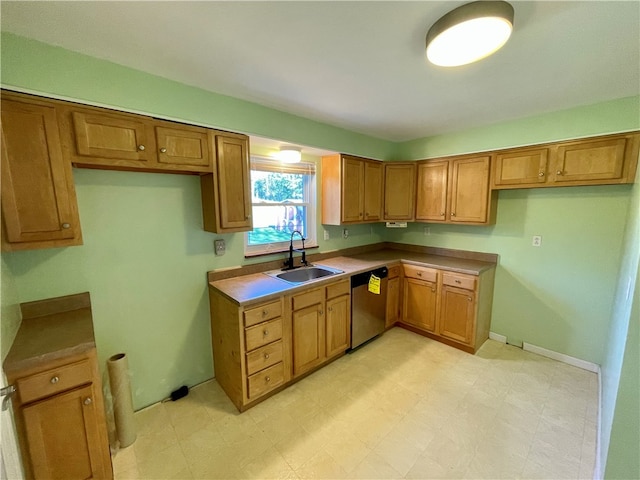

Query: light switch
<box><xmin>214</xmin><ymin>239</ymin><xmax>226</xmax><ymax>255</ymax></box>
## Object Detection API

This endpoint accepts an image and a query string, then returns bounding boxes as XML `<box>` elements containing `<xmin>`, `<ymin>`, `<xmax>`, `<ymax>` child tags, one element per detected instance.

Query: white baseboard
<box><xmin>522</xmin><ymin>342</ymin><xmax>599</xmax><ymax>373</ymax></box>
<box><xmin>489</xmin><ymin>332</ymin><xmax>507</xmax><ymax>343</ymax></box>
<box><xmin>594</xmin><ymin>364</ymin><xmax>602</xmax><ymax>480</ymax></box>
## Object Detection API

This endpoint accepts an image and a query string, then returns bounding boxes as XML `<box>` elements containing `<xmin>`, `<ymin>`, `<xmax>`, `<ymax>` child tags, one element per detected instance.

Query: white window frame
<box><xmin>244</xmin><ymin>155</ymin><xmax>317</xmax><ymax>257</ymax></box>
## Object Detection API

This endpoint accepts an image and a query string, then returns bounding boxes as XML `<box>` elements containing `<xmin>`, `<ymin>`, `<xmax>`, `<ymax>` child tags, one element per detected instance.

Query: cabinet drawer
<box><xmin>388</xmin><ymin>265</ymin><xmax>402</xmax><ymax>279</ymax></box>
<box><xmin>244</xmin><ymin>299</ymin><xmax>282</xmax><ymax>327</ymax></box>
<box><xmin>442</xmin><ymin>272</ymin><xmax>476</xmax><ymax>291</ymax></box>
<box><xmin>247</xmin><ymin>362</ymin><xmax>284</xmax><ymax>399</ymax></box>
<box><xmin>246</xmin><ymin>340</ymin><xmax>283</xmax><ymax>376</ymax></box>
<box><xmin>403</xmin><ymin>265</ymin><xmax>437</xmax><ymax>282</ymax></box>
<box><xmin>17</xmin><ymin>359</ymin><xmax>93</xmax><ymax>405</ymax></box>
<box><xmin>245</xmin><ymin>318</ymin><xmax>283</xmax><ymax>352</ymax></box>
<box><xmin>292</xmin><ymin>288</ymin><xmax>323</xmax><ymax>311</ymax></box>
<box><xmin>326</xmin><ymin>280</ymin><xmax>350</xmax><ymax>300</ymax></box>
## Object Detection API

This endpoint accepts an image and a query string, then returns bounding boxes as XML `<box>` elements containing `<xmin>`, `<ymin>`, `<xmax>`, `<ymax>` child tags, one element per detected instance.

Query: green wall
<box><xmin>601</xmin><ymin>166</ymin><xmax>640</xmax><ymax>479</ymax></box>
<box><xmin>1</xmin><ymin>257</ymin><xmax>21</xmax><ymax>361</ymax></box>
<box><xmin>1</xmin><ymin>35</ymin><xmax>639</xmax><ymax>479</ymax></box>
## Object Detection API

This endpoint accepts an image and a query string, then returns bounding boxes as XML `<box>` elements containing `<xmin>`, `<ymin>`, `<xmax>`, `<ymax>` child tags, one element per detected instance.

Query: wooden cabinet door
<box><xmin>402</xmin><ymin>278</ymin><xmax>438</xmax><ymax>333</ymax></box>
<box><xmin>341</xmin><ymin>157</ymin><xmax>364</xmax><ymax>223</ymax></box>
<box><xmin>439</xmin><ymin>286</ymin><xmax>475</xmax><ymax>345</ymax></box>
<box><xmin>415</xmin><ymin>161</ymin><xmax>448</xmax><ymax>222</ymax></box>
<box><xmin>385</xmin><ymin>276</ymin><xmax>400</xmax><ymax>328</ymax></box>
<box><xmin>449</xmin><ymin>156</ymin><xmax>491</xmax><ymax>224</ymax></box>
<box><xmin>292</xmin><ymin>304</ymin><xmax>325</xmax><ymax>377</ymax></box>
<box><xmin>326</xmin><ymin>295</ymin><xmax>350</xmax><ymax>358</ymax></box>
<box><xmin>384</xmin><ymin>163</ymin><xmax>416</xmax><ymax>221</ymax></box>
<box><xmin>1</xmin><ymin>97</ymin><xmax>81</xmax><ymax>249</ymax></box>
<box><xmin>492</xmin><ymin>148</ymin><xmax>548</xmax><ymax>188</ymax></box>
<box><xmin>155</xmin><ymin>122</ymin><xmax>212</xmax><ymax>171</ymax></box>
<box><xmin>70</xmin><ymin>110</ymin><xmax>154</xmax><ymax>166</ymax></box>
<box><xmin>22</xmin><ymin>384</ymin><xmax>109</xmax><ymax>480</ymax></box>
<box><xmin>553</xmin><ymin>137</ymin><xmax>627</xmax><ymax>184</ymax></box>
<box><xmin>363</xmin><ymin>160</ymin><xmax>383</xmax><ymax>221</ymax></box>
<box><xmin>204</xmin><ymin>134</ymin><xmax>252</xmax><ymax>232</ymax></box>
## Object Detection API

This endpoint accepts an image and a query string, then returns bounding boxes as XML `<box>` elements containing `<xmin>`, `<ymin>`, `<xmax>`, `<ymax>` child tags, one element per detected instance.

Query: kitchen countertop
<box><xmin>209</xmin><ymin>248</ymin><xmax>497</xmax><ymax>306</ymax></box>
<box><xmin>3</xmin><ymin>292</ymin><xmax>96</xmax><ymax>376</ymax></box>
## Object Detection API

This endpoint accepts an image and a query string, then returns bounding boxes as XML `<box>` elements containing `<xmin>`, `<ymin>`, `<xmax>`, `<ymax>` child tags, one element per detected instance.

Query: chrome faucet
<box><xmin>284</xmin><ymin>230</ymin><xmax>307</xmax><ymax>270</ymax></box>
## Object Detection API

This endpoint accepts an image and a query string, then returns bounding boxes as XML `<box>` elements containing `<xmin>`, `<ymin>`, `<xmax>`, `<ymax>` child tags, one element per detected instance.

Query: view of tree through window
<box><xmin>246</xmin><ymin>159</ymin><xmax>316</xmax><ymax>253</ymax></box>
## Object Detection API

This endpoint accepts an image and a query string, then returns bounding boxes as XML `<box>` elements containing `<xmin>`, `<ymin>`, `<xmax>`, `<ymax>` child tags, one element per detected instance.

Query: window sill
<box><xmin>244</xmin><ymin>243</ymin><xmax>319</xmax><ymax>259</ymax></box>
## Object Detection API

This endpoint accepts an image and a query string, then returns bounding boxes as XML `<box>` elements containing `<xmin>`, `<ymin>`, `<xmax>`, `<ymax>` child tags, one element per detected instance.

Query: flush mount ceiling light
<box><xmin>426</xmin><ymin>1</ymin><xmax>514</xmax><ymax>67</ymax></box>
<box><xmin>278</xmin><ymin>145</ymin><xmax>302</xmax><ymax>163</ymax></box>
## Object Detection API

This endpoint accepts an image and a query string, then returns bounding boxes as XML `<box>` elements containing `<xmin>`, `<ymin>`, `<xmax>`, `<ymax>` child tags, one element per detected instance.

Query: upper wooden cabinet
<box><xmin>1</xmin><ymin>92</ymin><xmax>83</xmax><ymax>251</ymax></box>
<box><xmin>383</xmin><ymin>162</ymin><xmax>416</xmax><ymax>221</ymax></box>
<box><xmin>491</xmin><ymin>132</ymin><xmax>640</xmax><ymax>189</ymax></box>
<box><xmin>322</xmin><ymin>154</ymin><xmax>383</xmax><ymax>225</ymax></box>
<box><xmin>59</xmin><ymin>104</ymin><xmax>214</xmax><ymax>174</ymax></box>
<box><xmin>416</xmin><ymin>155</ymin><xmax>496</xmax><ymax>225</ymax></box>
<box><xmin>201</xmin><ymin>133</ymin><xmax>253</xmax><ymax>233</ymax></box>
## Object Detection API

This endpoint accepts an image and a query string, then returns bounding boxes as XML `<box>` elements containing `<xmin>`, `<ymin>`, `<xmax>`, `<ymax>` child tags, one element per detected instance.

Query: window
<box><xmin>245</xmin><ymin>156</ymin><xmax>317</xmax><ymax>256</ymax></box>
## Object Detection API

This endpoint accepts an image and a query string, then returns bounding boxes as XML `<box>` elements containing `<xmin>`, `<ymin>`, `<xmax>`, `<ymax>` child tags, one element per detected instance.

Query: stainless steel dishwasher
<box><xmin>350</xmin><ymin>267</ymin><xmax>388</xmax><ymax>350</ymax></box>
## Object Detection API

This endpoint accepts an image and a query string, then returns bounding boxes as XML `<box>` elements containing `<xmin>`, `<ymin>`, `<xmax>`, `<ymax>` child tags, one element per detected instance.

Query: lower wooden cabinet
<box><xmin>290</xmin><ymin>279</ymin><xmax>350</xmax><ymax>378</ymax></box>
<box><xmin>399</xmin><ymin>264</ymin><xmax>495</xmax><ymax>353</ymax></box>
<box><xmin>209</xmin><ymin>278</ymin><xmax>350</xmax><ymax>411</ymax></box>
<box><xmin>385</xmin><ymin>265</ymin><xmax>402</xmax><ymax>328</ymax></box>
<box><xmin>6</xmin><ymin>349</ymin><xmax>112</xmax><ymax>480</ymax></box>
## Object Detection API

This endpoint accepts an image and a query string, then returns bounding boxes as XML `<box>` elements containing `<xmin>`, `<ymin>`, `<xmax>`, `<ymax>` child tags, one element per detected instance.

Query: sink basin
<box><xmin>265</xmin><ymin>265</ymin><xmax>344</xmax><ymax>284</ymax></box>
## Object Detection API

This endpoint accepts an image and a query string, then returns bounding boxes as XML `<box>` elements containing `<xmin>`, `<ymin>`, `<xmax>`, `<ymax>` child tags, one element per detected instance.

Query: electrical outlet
<box><xmin>342</xmin><ymin>229</ymin><xmax>349</xmax><ymax>239</ymax></box>
<box><xmin>424</xmin><ymin>227</ymin><xmax>430</xmax><ymax>236</ymax></box>
<box><xmin>323</xmin><ymin>230</ymin><xmax>330</xmax><ymax>241</ymax></box>
<box><xmin>214</xmin><ymin>239</ymin><xmax>226</xmax><ymax>256</ymax></box>
<box><xmin>532</xmin><ymin>235</ymin><xmax>542</xmax><ymax>247</ymax></box>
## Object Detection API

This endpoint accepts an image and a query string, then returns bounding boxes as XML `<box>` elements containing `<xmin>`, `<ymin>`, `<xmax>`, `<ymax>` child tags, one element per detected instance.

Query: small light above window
<box><xmin>278</xmin><ymin>146</ymin><xmax>302</xmax><ymax>163</ymax></box>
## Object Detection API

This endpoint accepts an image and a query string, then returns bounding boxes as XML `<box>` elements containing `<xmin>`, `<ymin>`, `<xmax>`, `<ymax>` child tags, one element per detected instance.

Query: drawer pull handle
<box><xmin>50</xmin><ymin>376</ymin><xmax>59</xmax><ymax>384</ymax></box>
<box><xmin>263</xmin><ymin>329</ymin><xmax>269</xmax><ymax>336</ymax></box>
<box><xmin>265</xmin><ymin>376</ymin><xmax>271</xmax><ymax>382</ymax></box>
<box><xmin>84</xmin><ymin>397</ymin><xmax>92</xmax><ymax>405</ymax></box>
<box><xmin>264</xmin><ymin>353</ymin><xmax>270</xmax><ymax>360</ymax></box>
<box><xmin>61</xmin><ymin>223</ymin><xmax>71</xmax><ymax>229</ymax></box>
<box><xmin>455</xmin><ymin>280</ymin><xmax>461</xmax><ymax>284</ymax></box>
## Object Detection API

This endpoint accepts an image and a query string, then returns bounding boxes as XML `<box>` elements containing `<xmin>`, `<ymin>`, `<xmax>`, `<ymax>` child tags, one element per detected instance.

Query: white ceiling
<box><xmin>2</xmin><ymin>1</ymin><xmax>639</xmax><ymax>143</ymax></box>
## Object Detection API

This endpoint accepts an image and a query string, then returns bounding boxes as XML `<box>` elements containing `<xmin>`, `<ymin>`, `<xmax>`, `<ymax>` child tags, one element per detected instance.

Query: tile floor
<box><xmin>112</xmin><ymin>328</ymin><xmax>598</xmax><ymax>479</ymax></box>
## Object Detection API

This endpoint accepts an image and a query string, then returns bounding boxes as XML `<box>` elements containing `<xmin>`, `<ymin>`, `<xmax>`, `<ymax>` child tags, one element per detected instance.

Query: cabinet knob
<box><xmin>50</xmin><ymin>376</ymin><xmax>59</xmax><ymax>384</ymax></box>
<box><xmin>265</xmin><ymin>376</ymin><xmax>271</xmax><ymax>383</ymax></box>
<box><xmin>455</xmin><ymin>280</ymin><xmax>461</xmax><ymax>284</ymax></box>
<box><xmin>557</xmin><ymin>170</ymin><xmax>563</xmax><ymax>175</ymax></box>
<box><xmin>431</xmin><ymin>287</ymin><xmax>436</xmax><ymax>293</ymax></box>
<box><xmin>262</xmin><ymin>310</ymin><xmax>268</xmax><ymax>317</ymax></box>
<box><xmin>451</xmin><ymin>213</ymin><xmax>456</xmax><ymax>217</ymax></box>
<box><xmin>417</xmin><ymin>272</ymin><xmax>422</xmax><ymax>277</ymax></box>
<box><xmin>84</xmin><ymin>397</ymin><xmax>92</xmax><ymax>405</ymax></box>
<box><xmin>61</xmin><ymin>223</ymin><xmax>71</xmax><ymax>229</ymax></box>
<box><xmin>263</xmin><ymin>329</ymin><xmax>269</xmax><ymax>336</ymax></box>
<box><xmin>328</xmin><ymin>306</ymin><xmax>333</xmax><ymax>312</ymax></box>
<box><xmin>538</xmin><ymin>172</ymin><xmax>545</xmax><ymax>177</ymax></box>
<box><xmin>468</xmin><ymin>297</ymin><xmax>472</xmax><ymax>301</ymax></box>
<box><xmin>441</xmin><ymin>212</ymin><xmax>445</xmax><ymax>217</ymax></box>
<box><xmin>264</xmin><ymin>353</ymin><xmax>270</xmax><ymax>359</ymax></box>
<box><xmin>160</xmin><ymin>148</ymin><xmax>167</xmax><ymax>153</ymax></box>
<box><xmin>137</xmin><ymin>145</ymin><xmax>145</xmax><ymax>151</ymax></box>
<box><xmin>319</xmin><ymin>310</ymin><xmax>324</xmax><ymax>315</ymax></box>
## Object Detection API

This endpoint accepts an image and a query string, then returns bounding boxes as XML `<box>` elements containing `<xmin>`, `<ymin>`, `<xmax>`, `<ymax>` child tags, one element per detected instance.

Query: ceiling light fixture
<box><xmin>278</xmin><ymin>145</ymin><xmax>302</xmax><ymax>163</ymax></box>
<box><xmin>426</xmin><ymin>1</ymin><xmax>514</xmax><ymax>67</ymax></box>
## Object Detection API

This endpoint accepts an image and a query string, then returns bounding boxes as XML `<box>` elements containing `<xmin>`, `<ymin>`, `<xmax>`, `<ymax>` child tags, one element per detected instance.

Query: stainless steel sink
<box><xmin>265</xmin><ymin>265</ymin><xmax>344</xmax><ymax>284</ymax></box>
